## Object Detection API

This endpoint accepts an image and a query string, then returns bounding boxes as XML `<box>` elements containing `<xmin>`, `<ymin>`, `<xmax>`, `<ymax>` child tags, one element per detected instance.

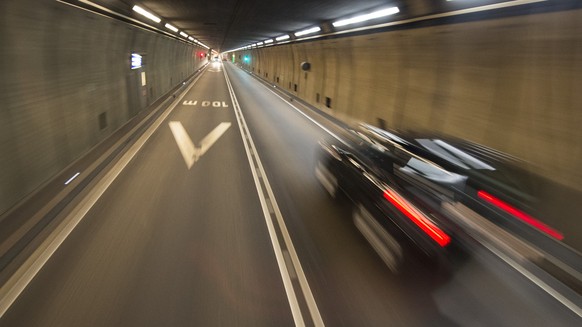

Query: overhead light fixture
<box><xmin>165</xmin><ymin>23</ymin><xmax>178</xmax><ymax>32</ymax></box>
<box><xmin>294</xmin><ymin>26</ymin><xmax>321</xmax><ymax>37</ymax></box>
<box><xmin>188</xmin><ymin>36</ymin><xmax>194</xmax><ymax>41</ymax></box>
<box><xmin>132</xmin><ymin>5</ymin><xmax>161</xmax><ymax>23</ymax></box>
<box><xmin>264</xmin><ymin>39</ymin><xmax>273</xmax><ymax>44</ymax></box>
<box><xmin>276</xmin><ymin>34</ymin><xmax>290</xmax><ymax>41</ymax></box>
<box><xmin>256</xmin><ymin>42</ymin><xmax>264</xmax><ymax>46</ymax></box>
<box><xmin>332</xmin><ymin>7</ymin><xmax>399</xmax><ymax>27</ymax></box>
<box><xmin>180</xmin><ymin>31</ymin><xmax>188</xmax><ymax>38</ymax></box>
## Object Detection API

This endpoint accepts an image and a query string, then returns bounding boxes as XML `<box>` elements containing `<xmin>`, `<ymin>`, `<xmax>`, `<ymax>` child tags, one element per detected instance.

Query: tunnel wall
<box><xmin>236</xmin><ymin>9</ymin><xmax>582</xmax><ymax>192</ymax></box>
<box><xmin>0</xmin><ymin>0</ymin><xmax>207</xmax><ymax>214</ymax></box>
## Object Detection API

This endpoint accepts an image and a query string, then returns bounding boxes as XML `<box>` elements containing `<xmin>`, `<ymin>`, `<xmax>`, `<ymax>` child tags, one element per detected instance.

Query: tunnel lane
<box><xmin>0</xmin><ymin>62</ymin><xmax>297</xmax><ymax>326</ymax></box>
<box><xmin>0</xmin><ymin>61</ymin><xmax>580</xmax><ymax>327</ymax></box>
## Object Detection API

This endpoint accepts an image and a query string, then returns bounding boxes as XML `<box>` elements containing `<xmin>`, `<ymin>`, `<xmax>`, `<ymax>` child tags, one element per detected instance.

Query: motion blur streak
<box><xmin>383</xmin><ymin>189</ymin><xmax>451</xmax><ymax>247</ymax></box>
<box><xmin>477</xmin><ymin>190</ymin><xmax>564</xmax><ymax>240</ymax></box>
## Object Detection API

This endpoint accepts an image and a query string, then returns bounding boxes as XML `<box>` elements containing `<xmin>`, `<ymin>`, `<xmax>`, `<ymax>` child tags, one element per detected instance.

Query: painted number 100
<box><xmin>183</xmin><ymin>100</ymin><xmax>229</xmax><ymax>108</ymax></box>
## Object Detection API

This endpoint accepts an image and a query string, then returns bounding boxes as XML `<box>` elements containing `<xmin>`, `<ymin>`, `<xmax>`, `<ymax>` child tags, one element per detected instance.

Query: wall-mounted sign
<box><xmin>131</xmin><ymin>53</ymin><xmax>142</xmax><ymax>69</ymax></box>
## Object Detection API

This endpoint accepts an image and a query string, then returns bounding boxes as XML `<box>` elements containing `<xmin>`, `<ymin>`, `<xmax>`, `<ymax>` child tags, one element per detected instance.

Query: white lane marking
<box><xmin>169</xmin><ymin>122</ymin><xmax>197</xmax><ymax>169</ymax></box>
<box><xmin>223</xmin><ymin>66</ymin><xmax>325</xmax><ymax>327</ymax></box>
<box><xmin>197</xmin><ymin>122</ymin><xmax>231</xmax><ymax>158</ymax></box>
<box><xmin>255</xmin><ymin>81</ymin><xmax>342</xmax><ymax>143</ymax></box>
<box><xmin>169</xmin><ymin>122</ymin><xmax>231</xmax><ymax>169</ymax></box>
<box><xmin>0</xmin><ymin>70</ymin><xmax>206</xmax><ymax>319</ymax></box>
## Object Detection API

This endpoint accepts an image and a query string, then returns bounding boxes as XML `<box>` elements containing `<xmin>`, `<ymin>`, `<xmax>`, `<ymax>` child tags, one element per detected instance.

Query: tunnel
<box><xmin>0</xmin><ymin>0</ymin><xmax>581</xmax><ymax>326</ymax></box>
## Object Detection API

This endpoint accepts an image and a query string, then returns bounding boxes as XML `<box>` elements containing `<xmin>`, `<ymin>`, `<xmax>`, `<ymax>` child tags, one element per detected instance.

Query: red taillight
<box><xmin>383</xmin><ymin>189</ymin><xmax>451</xmax><ymax>247</ymax></box>
<box><xmin>477</xmin><ymin>190</ymin><xmax>564</xmax><ymax>240</ymax></box>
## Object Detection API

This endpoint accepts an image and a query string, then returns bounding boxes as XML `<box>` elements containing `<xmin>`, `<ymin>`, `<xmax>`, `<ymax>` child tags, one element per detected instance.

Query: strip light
<box><xmin>179</xmin><ymin>31</ymin><xmax>188</xmax><ymax>38</ymax></box>
<box><xmin>333</xmin><ymin>7</ymin><xmax>400</xmax><ymax>27</ymax></box>
<box><xmin>165</xmin><ymin>23</ymin><xmax>178</xmax><ymax>32</ymax></box>
<box><xmin>132</xmin><ymin>5</ymin><xmax>161</xmax><ymax>23</ymax></box>
<box><xmin>295</xmin><ymin>26</ymin><xmax>321</xmax><ymax>37</ymax></box>
<box><xmin>264</xmin><ymin>39</ymin><xmax>273</xmax><ymax>44</ymax></box>
<box><xmin>276</xmin><ymin>34</ymin><xmax>290</xmax><ymax>41</ymax></box>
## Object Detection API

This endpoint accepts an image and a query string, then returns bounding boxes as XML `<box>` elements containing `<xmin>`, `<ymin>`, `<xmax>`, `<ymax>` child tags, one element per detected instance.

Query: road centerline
<box><xmin>223</xmin><ymin>64</ymin><xmax>325</xmax><ymax>327</ymax></box>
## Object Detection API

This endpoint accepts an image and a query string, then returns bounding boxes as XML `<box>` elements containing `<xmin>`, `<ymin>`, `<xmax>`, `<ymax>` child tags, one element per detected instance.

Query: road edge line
<box><xmin>0</xmin><ymin>69</ymin><xmax>205</xmax><ymax>318</ymax></box>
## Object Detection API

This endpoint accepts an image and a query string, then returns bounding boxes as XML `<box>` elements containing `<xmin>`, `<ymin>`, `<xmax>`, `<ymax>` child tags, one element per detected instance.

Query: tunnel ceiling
<box><xmin>83</xmin><ymin>1</ymin><xmax>566</xmax><ymax>52</ymax></box>
<box><xmin>125</xmin><ymin>0</ymin><xmax>398</xmax><ymax>52</ymax></box>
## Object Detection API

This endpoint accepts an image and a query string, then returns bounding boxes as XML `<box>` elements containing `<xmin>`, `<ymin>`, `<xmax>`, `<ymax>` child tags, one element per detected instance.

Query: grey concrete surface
<box><xmin>0</xmin><ymin>0</ymin><xmax>208</xmax><ymax>215</ymax></box>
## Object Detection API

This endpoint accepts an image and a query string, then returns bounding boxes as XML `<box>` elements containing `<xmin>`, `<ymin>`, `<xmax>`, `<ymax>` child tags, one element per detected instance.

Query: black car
<box><xmin>315</xmin><ymin>124</ymin><xmax>574</xmax><ymax>278</ymax></box>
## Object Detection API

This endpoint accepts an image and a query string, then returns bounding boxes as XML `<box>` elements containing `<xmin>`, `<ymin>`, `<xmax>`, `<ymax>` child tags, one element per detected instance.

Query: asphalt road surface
<box><xmin>0</xmin><ymin>62</ymin><xmax>579</xmax><ymax>326</ymax></box>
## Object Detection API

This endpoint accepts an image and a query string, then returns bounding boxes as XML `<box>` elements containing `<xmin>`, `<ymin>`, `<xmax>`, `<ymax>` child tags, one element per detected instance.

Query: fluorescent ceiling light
<box><xmin>332</xmin><ymin>7</ymin><xmax>399</xmax><ymax>27</ymax></box>
<box><xmin>256</xmin><ymin>42</ymin><xmax>263</xmax><ymax>46</ymax></box>
<box><xmin>165</xmin><ymin>23</ymin><xmax>178</xmax><ymax>32</ymax></box>
<box><xmin>188</xmin><ymin>36</ymin><xmax>194</xmax><ymax>41</ymax></box>
<box><xmin>180</xmin><ymin>31</ymin><xmax>188</xmax><ymax>38</ymax></box>
<box><xmin>132</xmin><ymin>5</ymin><xmax>161</xmax><ymax>23</ymax></box>
<box><xmin>276</xmin><ymin>34</ymin><xmax>290</xmax><ymax>41</ymax></box>
<box><xmin>264</xmin><ymin>39</ymin><xmax>273</xmax><ymax>44</ymax></box>
<box><xmin>294</xmin><ymin>26</ymin><xmax>321</xmax><ymax>37</ymax></box>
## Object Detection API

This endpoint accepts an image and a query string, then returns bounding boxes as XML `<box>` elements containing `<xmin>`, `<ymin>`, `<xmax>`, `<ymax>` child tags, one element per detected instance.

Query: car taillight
<box><xmin>383</xmin><ymin>189</ymin><xmax>451</xmax><ymax>247</ymax></box>
<box><xmin>477</xmin><ymin>190</ymin><xmax>564</xmax><ymax>240</ymax></box>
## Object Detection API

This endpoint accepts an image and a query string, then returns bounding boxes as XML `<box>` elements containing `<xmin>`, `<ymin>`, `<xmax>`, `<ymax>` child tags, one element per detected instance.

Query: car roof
<box><xmin>353</xmin><ymin>123</ymin><xmax>537</xmax><ymax>203</ymax></box>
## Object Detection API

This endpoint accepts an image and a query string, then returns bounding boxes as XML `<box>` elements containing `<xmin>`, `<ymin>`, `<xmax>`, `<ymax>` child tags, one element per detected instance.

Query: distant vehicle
<box><xmin>315</xmin><ymin>124</ymin><xmax>576</xmax><ymax>279</ymax></box>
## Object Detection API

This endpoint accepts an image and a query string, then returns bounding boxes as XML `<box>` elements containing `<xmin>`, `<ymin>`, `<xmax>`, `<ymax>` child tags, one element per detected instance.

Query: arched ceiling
<box><xmin>96</xmin><ymin>0</ymin><xmax>411</xmax><ymax>51</ymax></box>
<box><xmin>86</xmin><ymin>1</ymin><xmax>559</xmax><ymax>52</ymax></box>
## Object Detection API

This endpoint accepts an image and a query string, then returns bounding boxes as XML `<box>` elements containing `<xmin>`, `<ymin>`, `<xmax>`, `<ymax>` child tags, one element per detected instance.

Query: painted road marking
<box><xmin>223</xmin><ymin>65</ymin><xmax>324</xmax><ymax>327</ymax></box>
<box><xmin>169</xmin><ymin>121</ymin><xmax>231</xmax><ymax>169</ymax></box>
<box><xmin>182</xmin><ymin>100</ymin><xmax>229</xmax><ymax>108</ymax></box>
<box><xmin>0</xmin><ymin>70</ymin><xmax>206</xmax><ymax>319</ymax></box>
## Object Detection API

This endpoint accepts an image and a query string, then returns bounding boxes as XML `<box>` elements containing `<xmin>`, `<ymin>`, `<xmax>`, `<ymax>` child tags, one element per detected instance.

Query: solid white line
<box><xmin>0</xmin><ymin>69</ymin><xmax>205</xmax><ymax>319</ymax></box>
<box><xmin>223</xmin><ymin>69</ymin><xmax>305</xmax><ymax>327</ymax></box>
<box><xmin>255</xmin><ymin>81</ymin><xmax>342</xmax><ymax>143</ymax></box>
<box><xmin>169</xmin><ymin>121</ymin><xmax>197</xmax><ymax>169</ymax></box>
<box><xmin>223</xmin><ymin>66</ymin><xmax>325</xmax><ymax>326</ymax></box>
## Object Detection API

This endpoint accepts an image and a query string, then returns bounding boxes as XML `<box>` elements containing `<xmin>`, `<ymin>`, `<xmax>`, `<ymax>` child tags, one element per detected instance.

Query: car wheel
<box><xmin>353</xmin><ymin>204</ymin><xmax>403</xmax><ymax>273</ymax></box>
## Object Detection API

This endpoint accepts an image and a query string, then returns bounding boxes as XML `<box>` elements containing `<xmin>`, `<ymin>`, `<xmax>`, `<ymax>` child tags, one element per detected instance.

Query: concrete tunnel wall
<box><xmin>234</xmin><ymin>8</ymin><xmax>582</xmax><ymax>192</ymax></box>
<box><xmin>0</xmin><ymin>0</ymin><xmax>207</xmax><ymax>214</ymax></box>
